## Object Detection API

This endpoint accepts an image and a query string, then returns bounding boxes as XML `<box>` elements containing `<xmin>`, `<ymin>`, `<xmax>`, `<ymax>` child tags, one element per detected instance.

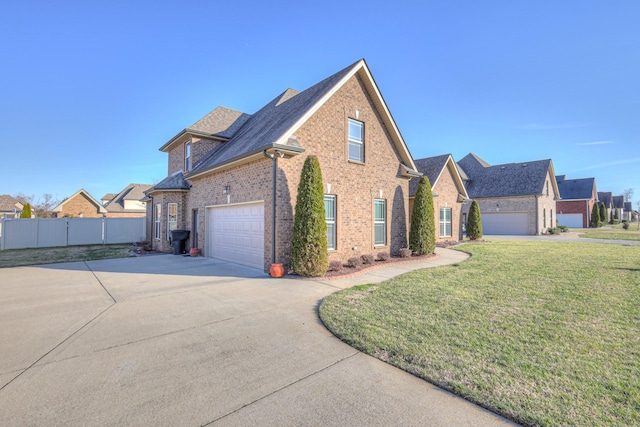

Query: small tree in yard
<box><xmin>292</xmin><ymin>155</ymin><xmax>328</xmax><ymax>277</ymax></box>
<box><xmin>409</xmin><ymin>176</ymin><xmax>436</xmax><ymax>255</ymax></box>
<box><xmin>467</xmin><ymin>200</ymin><xmax>483</xmax><ymax>240</ymax></box>
<box><xmin>20</xmin><ymin>203</ymin><xmax>32</xmax><ymax>218</ymax></box>
<box><xmin>599</xmin><ymin>202</ymin><xmax>606</xmax><ymax>226</ymax></box>
<box><xmin>590</xmin><ymin>202</ymin><xmax>601</xmax><ymax>228</ymax></box>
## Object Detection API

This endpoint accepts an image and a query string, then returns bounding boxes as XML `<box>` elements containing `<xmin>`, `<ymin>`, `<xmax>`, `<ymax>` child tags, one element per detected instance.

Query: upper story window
<box><xmin>545</xmin><ymin>181</ymin><xmax>549</xmax><ymax>196</ymax></box>
<box><xmin>348</xmin><ymin>118</ymin><xmax>364</xmax><ymax>162</ymax></box>
<box><xmin>185</xmin><ymin>141</ymin><xmax>192</xmax><ymax>171</ymax></box>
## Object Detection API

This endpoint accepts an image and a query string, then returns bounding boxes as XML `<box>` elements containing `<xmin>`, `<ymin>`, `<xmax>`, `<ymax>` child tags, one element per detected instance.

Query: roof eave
<box><xmin>159</xmin><ymin>129</ymin><xmax>229</xmax><ymax>152</ymax></box>
<box><xmin>186</xmin><ymin>144</ymin><xmax>306</xmax><ymax>180</ymax></box>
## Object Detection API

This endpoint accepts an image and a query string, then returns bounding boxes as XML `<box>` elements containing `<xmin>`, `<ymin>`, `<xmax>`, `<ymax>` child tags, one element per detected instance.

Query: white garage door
<box><xmin>207</xmin><ymin>202</ymin><xmax>264</xmax><ymax>270</ymax></box>
<box><xmin>557</xmin><ymin>213</ymin><xmax>583</xmax><ymax>228</ymax></box>
<box><xmin>482</xmin><ymin>212</ymin><xmax>529</xmax><ymax>235</ymax></box>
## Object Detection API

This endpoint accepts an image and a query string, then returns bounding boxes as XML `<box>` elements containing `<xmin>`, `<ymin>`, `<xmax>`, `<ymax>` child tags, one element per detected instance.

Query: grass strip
<box><xmin>0</xmin><ymin>244</ymin><xmax>134</xmax><ymax>268</ymax></box>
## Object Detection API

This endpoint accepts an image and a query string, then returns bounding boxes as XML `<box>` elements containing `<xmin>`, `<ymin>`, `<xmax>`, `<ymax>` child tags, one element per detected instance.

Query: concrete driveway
<box><xmin>0</xmin><ymin>250</ymin><xmax>515</xmax><ymax>426</ymax></box>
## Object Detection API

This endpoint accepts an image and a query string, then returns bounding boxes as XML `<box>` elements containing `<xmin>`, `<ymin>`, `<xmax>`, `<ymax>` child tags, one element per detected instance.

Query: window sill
<box><xmin>348</xmin><ymin>159</ymin><xmax>365</xmax><ymax>166</ymax></box>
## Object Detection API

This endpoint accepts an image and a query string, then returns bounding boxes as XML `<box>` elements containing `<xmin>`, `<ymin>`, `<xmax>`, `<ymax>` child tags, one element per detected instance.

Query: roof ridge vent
<box><xmin>522</xmin><ymin>164</ymin><xmax>528</xmax><ymax>167</ymax></box>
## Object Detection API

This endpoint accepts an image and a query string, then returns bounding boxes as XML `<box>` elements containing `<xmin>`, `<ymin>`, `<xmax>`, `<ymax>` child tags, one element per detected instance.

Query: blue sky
<box><xmin>2</xmin><ymin>1</ymin><xmax>639</xmax><ymax>206</ymax></box>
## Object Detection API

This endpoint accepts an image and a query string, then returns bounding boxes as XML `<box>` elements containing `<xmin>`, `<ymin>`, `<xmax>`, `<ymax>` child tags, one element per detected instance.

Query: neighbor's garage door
<box><xmin>482</xmin><ymin>212</ymin><xmax>529</xmax><ymax>235</ymax></box>
<box><xmin>557</xmin><ymin>213</ymin><xmax>583</xmax><ymax>228</ymax></box>
<box><xmin>207</xmin><ymin>202</ymin><xmax>264</xmax><ymax>269</ymax></box>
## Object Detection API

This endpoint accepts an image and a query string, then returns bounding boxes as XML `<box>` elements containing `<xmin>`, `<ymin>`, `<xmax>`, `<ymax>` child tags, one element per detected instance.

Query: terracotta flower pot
<box><xmin>190</xmin><ymin>248</ymin><xmax>199</xmax><ymax>257</ymax></box>
<box><xmin>270</xmin><ymin>263</ymin><xmax>285</xmax><ymax>278</ymax></box>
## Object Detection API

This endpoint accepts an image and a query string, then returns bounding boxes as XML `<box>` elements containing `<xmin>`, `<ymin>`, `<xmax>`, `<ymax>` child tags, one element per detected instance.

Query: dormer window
<box><xmin>185</xmin><ymin>140</ymin><xmax>192</xmax><ymax>171</ymax></box>
<box><xmin>348</xmin><ymin>118</ymin><xmax>364</xmax><ymax>162</ymax></box>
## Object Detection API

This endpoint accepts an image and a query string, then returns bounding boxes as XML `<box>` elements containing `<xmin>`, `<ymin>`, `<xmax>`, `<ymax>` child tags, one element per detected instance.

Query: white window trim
<box><xmin>168</xmin><ymin>203</ymin><xmax>178</xmax><ymax>240</ymax></box>
<box><xmin>185</xmin><ymin>140</ymin><xmax>192</xmax><ymax>172</ymax></box>
<box><xmin>374</xmin><ymin>198</ymin><xmax>386</xmax><ymax>246</ymax></box>
<box><xmin>440</xmin><ymin>207</ymin><xmax>452</xmax><ymax>238</ymax></box>
<box><xmin>348</xmin><ymin>118</ymin><xmax>364</xmax><ymax>163</ymax></box>
<box><xmin>154</xmin><ymin>204</ymin><xmax>161</xmax><ymax>240</ymax></box>
<box><xmin>324</xmin><ymin>195</ymin><xmax>337</xmax><ymax>250</ymax></box>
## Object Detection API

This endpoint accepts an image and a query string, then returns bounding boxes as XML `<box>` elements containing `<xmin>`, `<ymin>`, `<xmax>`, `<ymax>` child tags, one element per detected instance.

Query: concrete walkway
<box><xmin>0</xmin><ymin>248</ymin><xmax>516</xmax><ymax>426</ymax></box>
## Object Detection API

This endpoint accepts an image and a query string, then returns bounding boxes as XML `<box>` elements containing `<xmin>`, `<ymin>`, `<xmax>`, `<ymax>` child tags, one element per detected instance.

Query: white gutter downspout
<box><xmin>263</xmin><ymin>149</ymin><xmax>284</xmax><ymax>265</ymax></box>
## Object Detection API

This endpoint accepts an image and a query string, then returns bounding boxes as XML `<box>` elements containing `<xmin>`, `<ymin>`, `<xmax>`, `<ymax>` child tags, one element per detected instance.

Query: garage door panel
<box><xmin>482</xmin><ymin>212</ymin><xmax>528</xmax><ymax>235</ymax></box>
<box><xmin>207</xmin><ymin>202</ymin><xmax>264</xmax><ymax>270</ymax></box>
<box><xmin>557</xmin><ymin>213</ymin><xmax>583</xmax><ymax>228</ymax></box>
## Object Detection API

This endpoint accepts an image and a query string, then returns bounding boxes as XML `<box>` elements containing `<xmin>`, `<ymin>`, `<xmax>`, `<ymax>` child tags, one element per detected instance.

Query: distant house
<box><xmin>612</xmin><ymin>195</ymin><xmax>625</xmax><ymax>221</ymax></box>
<box><xmin>623</xmin><ymin>202</ymin><xmax>633</xmax><ymax>222</ymax></box>
<box><xmin>409</xmin><ymin>154</ymin><xmax>469</xmax><ymax>241</ymax></box>
<box><xmin>0</xmin><ymin>195</ymin><xmax>24</xmax><ymax>218</ymax></box>
<box><xmin>52</xmin><ymin>189</ymin><xmax>107</xmax><ymax>218</ymax></box>
<box><xmin>555</xmin><ymin>175</ymin><xmax>598</xmax><ymax>228</ymax></box>
<box><xmin>103</xmin><ymin>183</ymin><xmax>152</xmax><ymax>217</ymax></box>
<box><xmin>101</xmin><ymin>193</ymin><xmax>116</xmax><ymax>206</ymax></box>
<box><xmin>597</xmin><ymin>192</ymin><xmax>613</xmax><ymax>223</ymax></box>
<box><xmin>457</xmin><ymin>153</ymin><xmax>559</xmax><ymax>235</ymax></box>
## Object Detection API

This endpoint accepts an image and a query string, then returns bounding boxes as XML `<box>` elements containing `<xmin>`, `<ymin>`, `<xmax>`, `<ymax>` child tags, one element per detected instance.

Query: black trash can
<box><xmin>170</xmin><ymin>229</ymin><xmax>190</xmax><ymax>255</ymax></box>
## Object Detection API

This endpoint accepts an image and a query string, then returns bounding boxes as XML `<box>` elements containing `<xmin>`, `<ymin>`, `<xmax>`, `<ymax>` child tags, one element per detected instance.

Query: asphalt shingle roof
<box><xmin>597</xmin><ymin>192</ymin><xmax>612</xmax><ymax>206</ymax></box>
<box><xmin>148</xmin><ymin>172</ymin><xmax>190</xmax><ymax>192</ymax></box>
<box><xmin>613</xmin><ymin>195</ymin><xmax>624</xmax><ymax>209</ymax></box>
<box><xmin>0</xmin><ymin>195</ymin><xmax>23</xmax><ymax>212</ymax></box>
<box><xmin>457</xmin><ymin>153</ymin><xmax>552</xmax><ymax>198</ymax></box>
<box><xmin>555</xmin><ymin>176</ymin><xmax>595</xmax><ymax>200</ymax></box>
<box><xmin>188</xmin><ymin>60</ymin><xmax>361</xmax><ymax>176</ymax></box>
<box><xmin>104</xmin><ymin>184</ymin><xmax>153</xmax><ymax>212</ymax></box>
<box><xmin>409</xmin><ymin>154</ymin><xmax>450</xmax><ymax>197</ymax></box>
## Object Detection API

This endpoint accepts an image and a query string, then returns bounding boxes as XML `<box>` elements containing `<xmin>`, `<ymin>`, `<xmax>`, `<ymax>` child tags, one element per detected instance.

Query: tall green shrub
<box><xmin>590</xmin><ymin>203</ymin><xmax>601</xmax><ymax>228</ymax></box>
<box><xmin>614</xmin><ymin>208</ymin><xmax>619</xmax><ymax>221</ymax></box>
<box><xmin>409</xmin><ymin>176</ymin><xmax>436</xmax><ymax>255</ymax></box>
<box><xmin>467</xmin><ymin>200</ymin><xmax>483</xmax><ymax>240</ymax></box>
<box><xmin>20</xmin><ymin>203</ymin><xmax>32</xmax><ymax>218</ymax></box>
<box><xmin>292</xmin><ymin>155</ymin><xmax>328</xmax><ymax>277</ymax></box>
<box><xmin>599</xmin><ymin>202</ymin><xmax>606</xmax><ymax>225</ymax></box>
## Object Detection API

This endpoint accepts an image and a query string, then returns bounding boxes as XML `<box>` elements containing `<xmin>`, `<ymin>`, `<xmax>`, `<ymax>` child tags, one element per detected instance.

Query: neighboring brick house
<box><xmin>52</xmin><ymin>189</ymin><xmax>107</xmax><ymax>218</ymax></box>
<box><xmin>457</xmin><ymin>153</ymin><xmax>559</xmax><ymax>235</ymax></box>
<box><xmin>103</xmin><ymin>183</ymin><xmax>152</xmax><ymax>217</ymax></box>
<box><xmin>145</xmin><ymin>59</ymin><xmax>420</xmax><ymax>271</ymax></box>
<box><xmin>555</xmin><ymin>175</ymin><xmax>598</xmax><ymax>228</ymax></box>
<box><xmin>597</xmin><ymin>192</ymin><xmax>613</xmax><ymax>223</ymax></box>
<box><xmin>0</xmin><ymin>195</ymin><xmax>24</xmax><ymax>218</ymax></box>
<box><xmin>623</xmin><ymin>202</ymin><xmax>633</xmax><ymax>222</ymax></box>
<box><xmin>409</xmin><ymin>154</ymin><xmax>469</xmax><ymax>241</ymax></box>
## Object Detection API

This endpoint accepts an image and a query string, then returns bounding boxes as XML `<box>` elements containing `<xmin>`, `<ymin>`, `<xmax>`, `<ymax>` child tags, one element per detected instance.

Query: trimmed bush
<box><xmin>409</xmin><ymin>176</ymin><xmax>436</xmax><ymax>255</ymax></box>
<box><xmin>399</xmin><ymin>248</ymin><xmax>412</xmax><ymax>258</ymax></box>
<box><xmin>623</xmin><ymin>222</ymin><xmax>630</xmax><ymax>230</ymax></box>
<box><xmin>467</xmin><ymin>200</ymin><xmax>483</xmax><ymax>240</ymax></box>
<box><xmin>347</xmin><ymin>257</ymin><xmax>362</xmax><ymax>268</ymax></box>
<box><xmin>361</xmin><ymin>254</ymin><xmax>374</xmax><ymax>265</ymax></box>
<box><xmin>377</xmin><ymin>251</ymin><xmax>390</xmax><ymax>262</ymax></box>
<box><xmin>599</xmin><ymin>202</ymin><xmax>606</xmax><ymax>225</ymax></box>
<box><xmin>328</xmin><ymin>260</ymin><xmax>343</xmax><ymax>272</ymax></box>
<box><xmin>558</xmin><ymin>225</ymin><xmax>569</xmax><ymax>232</ymax></box>
<box><xmin>20</xmin><ymin>203</ymin><xmax>32</xmax><ymax>218</ymax></box>
<box><xmin>590</xmin><ymin>203</ymin><xmax>601</xmax><ymax>228</ymax></box>
<box><xmin>292</xmin><ymin>155</ymin><xmax>328</xmax><ymax>277</ymax></box>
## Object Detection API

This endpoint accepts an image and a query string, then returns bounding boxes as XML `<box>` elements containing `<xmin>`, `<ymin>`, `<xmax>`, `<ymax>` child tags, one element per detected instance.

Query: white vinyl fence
<box><xmin>0</xmin><ymin>217</ymin><xmax>146</xmax><ymax>250</ymax></box>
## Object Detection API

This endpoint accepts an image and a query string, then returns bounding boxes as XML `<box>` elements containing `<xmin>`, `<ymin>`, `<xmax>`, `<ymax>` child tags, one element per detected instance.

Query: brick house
<box><xmin>612</xmin><ymin>195</ymin><xmax>625</xmax><ymax>221</ymax></box>
<box><xmin>555</xmin><ymin>176</ymin><xmax>598</xmax><ymax>228</ymax></box>
<box><xmin>145</xmin><ymin>59</ymin><xmax>420</xmax><ymax>271</ymax></box>
<box><xmin>409</xmin><ymin>154</ymin><xmax>469</xmax><ymax>241</ymax></box>
<box><xmin>457</xmin><ymin>153</ymin><xmax>559</xmax><ymax>235</ymax></box>
<box><xmin>52</xmin><ymin>189</ymin><xmax>107</xmax><ymax>218</ymax></box>
<box><xmin>103</xmin><ymin>183</ymin><xmax>152</xmax><ymax>217</ymax></box>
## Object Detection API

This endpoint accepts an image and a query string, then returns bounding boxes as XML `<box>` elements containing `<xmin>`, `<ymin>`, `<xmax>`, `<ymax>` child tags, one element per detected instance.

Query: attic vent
<box><xmin>501</xmin><ymin>166</ymin><xmax>506</xmax><ymax>169</ymax></box>
<box><xmin>522</xmin><ymin>164</ymin><xmax>528</xmax><ymax>167</ymax></box>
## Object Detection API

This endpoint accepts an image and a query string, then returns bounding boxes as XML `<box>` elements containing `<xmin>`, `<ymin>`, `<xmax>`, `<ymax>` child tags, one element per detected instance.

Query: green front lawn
<box><xmin>0</xmin><ymin>244</ymin><xmax>134</xmax><ymax>268</ymax></box>
<box><xmin>578</xmin><ymin>224</ymin><xmax>640</xmax><ymax>241</ymax></box>
<box><xmin>319</xmin><ymin>240</ymin><xmax>640</xmax><ymax>426</ymax></box>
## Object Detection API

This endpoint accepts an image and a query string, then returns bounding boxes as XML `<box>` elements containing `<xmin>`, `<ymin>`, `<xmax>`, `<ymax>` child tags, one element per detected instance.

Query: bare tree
<box><xmin>12</xmin><ymin>193</ymin><xmax>59</xmax><ymax>218</ymax></box>
<box><xmin>623</xmin><ymin>188</ymin><xmax>634</xmax><ymax>203</ymax></box>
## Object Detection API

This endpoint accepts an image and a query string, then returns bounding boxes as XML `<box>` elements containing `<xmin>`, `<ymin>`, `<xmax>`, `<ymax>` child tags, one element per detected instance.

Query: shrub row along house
<box><xmin>144</xmin><ymin>59</ymin><xmax>632</xmax><ymax>272</ymax></box>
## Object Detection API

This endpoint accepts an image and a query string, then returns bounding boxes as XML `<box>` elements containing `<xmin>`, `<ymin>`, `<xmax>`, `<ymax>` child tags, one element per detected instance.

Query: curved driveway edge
<box><xmin>0</xmin><ymin>249</ymin><xmax>515</xmax><ymax>426</ymax></box>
